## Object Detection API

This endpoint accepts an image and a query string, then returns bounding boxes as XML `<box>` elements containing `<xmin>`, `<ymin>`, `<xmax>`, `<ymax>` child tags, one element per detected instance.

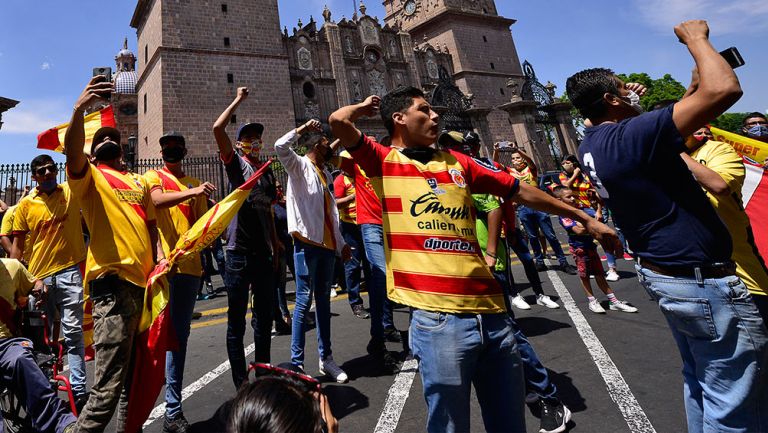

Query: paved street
<box><xmin>86</xmin><ymin>221</ymin><xmax>687</xmax><ymax>433</ymax></box>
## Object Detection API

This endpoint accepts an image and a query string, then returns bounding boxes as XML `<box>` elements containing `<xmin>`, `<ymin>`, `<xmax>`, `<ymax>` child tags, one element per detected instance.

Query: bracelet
<box><xmin>486</xmin><ymin>252</ymin><xmax>497</xmax><ymax>259</ymax></box>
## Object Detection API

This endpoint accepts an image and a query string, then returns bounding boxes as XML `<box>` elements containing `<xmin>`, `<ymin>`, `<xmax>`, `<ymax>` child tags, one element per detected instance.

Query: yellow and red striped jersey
<box><xmin>350</xmin><ymin>135</ymin><xmax>519</xmax><ymax>314</ymax></box>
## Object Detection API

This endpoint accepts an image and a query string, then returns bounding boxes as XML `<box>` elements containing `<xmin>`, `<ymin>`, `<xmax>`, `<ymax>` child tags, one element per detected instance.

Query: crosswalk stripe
<box><xmin>374</xmin><ymin>358</ymin><xmax>419</xmax><ymax>433</ymax></box>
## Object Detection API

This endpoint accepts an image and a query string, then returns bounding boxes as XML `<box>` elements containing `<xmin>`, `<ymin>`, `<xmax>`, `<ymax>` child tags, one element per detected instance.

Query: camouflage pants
<box><xmin>75</xmin><ymin>279</ymin><xmax>143</xmax><ymax>433</ymax></box>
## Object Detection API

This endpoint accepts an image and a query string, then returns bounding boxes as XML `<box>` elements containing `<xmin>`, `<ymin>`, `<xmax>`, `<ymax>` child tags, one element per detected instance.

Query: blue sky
<box><xmin>1</xmin><ymin>0</ymin><xmax>767</xmax><ymax>164</ymax></box>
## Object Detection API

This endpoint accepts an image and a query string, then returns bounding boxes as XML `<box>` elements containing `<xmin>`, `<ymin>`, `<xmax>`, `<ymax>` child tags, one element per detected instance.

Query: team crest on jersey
<box><xmin>426</xmin><ymin>177</ymin><xmax>446</xmax><ymax>195</ymax></box>
<box><xmin>472</xmin><ymin>157</ymin><xmax>501</xmax><ymax>173</ymax></box>
<box><xmin>449</xmin><ymin>169</ymin><xmax>466</xmax><ymax>188</ymax></box>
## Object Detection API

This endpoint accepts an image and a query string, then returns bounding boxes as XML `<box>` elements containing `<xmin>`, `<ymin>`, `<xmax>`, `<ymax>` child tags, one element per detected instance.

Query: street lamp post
<box><xmin>126</xmin><ymin>135</ymin><xmax>138</xmax><ymax>171</ymax></box>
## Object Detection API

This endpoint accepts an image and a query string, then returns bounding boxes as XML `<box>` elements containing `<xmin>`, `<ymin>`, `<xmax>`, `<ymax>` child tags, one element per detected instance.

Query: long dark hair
<box><xmin>227</xmin><ymin>376</ymin><xmax>324</xmax><ymax>433</ymax></box>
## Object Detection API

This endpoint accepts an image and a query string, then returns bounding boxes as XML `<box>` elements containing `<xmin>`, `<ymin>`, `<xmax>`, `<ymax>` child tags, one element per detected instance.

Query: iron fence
<box><xmin>0</xmin><ymin>155</ymin><xmax>287</xmax><ymax>206</ymax></box>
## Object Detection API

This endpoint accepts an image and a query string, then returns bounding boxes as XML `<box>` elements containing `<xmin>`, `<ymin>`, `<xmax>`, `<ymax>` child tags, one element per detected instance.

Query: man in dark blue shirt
<box><xmin>567</xmin><ymin>20</ymin><xmax>767</xmax><ymax>433</ymax></box>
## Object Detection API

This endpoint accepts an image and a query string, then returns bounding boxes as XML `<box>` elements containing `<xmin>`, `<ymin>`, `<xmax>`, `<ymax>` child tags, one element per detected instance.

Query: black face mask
<box><xmin>400</xmin><ymin>147</ymin><xmax>437</xmax><ymax>164</ymax></box>
<box><xmin>162</xmin><ymin>146</ymin><xmax>186</xmax><ymax>163</ymax></box>
<box><xmin>94</xmin><ymin>141</ymin><xmax>122</xmax><ymax>162</ymax></box>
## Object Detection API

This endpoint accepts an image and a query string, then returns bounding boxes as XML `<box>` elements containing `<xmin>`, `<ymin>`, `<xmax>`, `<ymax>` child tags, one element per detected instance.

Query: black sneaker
<box><xmin>383</xmin><ymin>327</ymin><xmax>402</xmax><ymax>343</ymax></box>
<box><xmin>535</xmin><ymin>262</ymin><xmax>548</xmax><ymax>272</ymax></box>
<box><xmin>559</xmin><ymin>264</ymin><xmax>577</xmax><ymax>275</ymax></box>
<box><xmin>367</xmin><ymin>337</ymin><xmax>386</xmax><ymax>356</ymax></box>
<box><xmin>163</xmin><ymin>412</ymin><xmax>190</xmax><ymax>433</ymax></box>
<box><xmin>352</xmin><ymin>304</ymin><xmax>370</xmax><ymax>319</ymax></box>
<box><xmin>379</xmin><ymin>350</ymin><xmax>402</xmax><ymax>374</ymax></box>
<box><xmin>539</xmin><ymin>400</ymin><xmax>571</xmax><ymax>433</ymax></box>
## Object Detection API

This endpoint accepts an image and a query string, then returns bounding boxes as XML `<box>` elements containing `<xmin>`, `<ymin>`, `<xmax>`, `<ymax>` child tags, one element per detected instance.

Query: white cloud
<box><xmin>631</xmin><ymin>0</ymin><xmax>768</xmax><ymax>35</ymax></box>
<box><xmin>1</xmin><ymin>99</ymin><xmax>67</xmax><ymax>134</ymax></box>
<box><xmin>41</xmin><ymin>62</ymin><xmax>51</xmax><ymax>70</ymax></box>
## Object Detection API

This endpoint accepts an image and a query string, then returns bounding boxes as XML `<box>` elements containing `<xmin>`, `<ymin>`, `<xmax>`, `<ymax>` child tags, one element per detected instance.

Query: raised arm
<box><xmin>328</xmin><ymin>95</ymin><xmax>381</xmax><ymax>149</ymax></box>
<box><xmin>65</xmin><ymin>76</ymin><xmax>113</xmax><ymax>176</ymax></box>
<box><xmin>213</xmin><ymin>87</ymin><xmax>249</xmax><ymax>161</ymax></box>
<box><xmin>516</xmin><ymin>148</ymin><xmax>538</xmax><ymax>178</ymax></box>
<box><xmin>275</xmin><ymin>119</ymin><xmax>323</xmax><ymax>174</ymax></box>
<box><xmin>151</xmin><ymin>183</ymin><xmax>216</xmax><ymax>209</ymax></box>
<box><xmin>672</xmin><ymin>20</ymin><xmax>742</xmax><ymax>139</ymax></box>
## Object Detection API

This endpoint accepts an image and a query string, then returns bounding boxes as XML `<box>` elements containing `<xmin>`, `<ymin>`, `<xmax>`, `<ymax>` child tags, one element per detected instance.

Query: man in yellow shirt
<box><xmin>681</xmin><ymin>125</ymin><xmax>768</xmax><ymax>322</ymax></box>
<box><xmin>0</xmin><ymin>258</ymin><xmax>78</xmax><ymax>433</ymax></box>
<box><xmin>64</xmin><ymin>76</ymin><xmax>165</xmax><ymax>432</ymax></box>
<box><xmin>0</xmin><ymin>205</ymin><xmax>17</xmax><ymax>257</ymax></box>
<box><xmin>143</xmin><ymin>132</ymin><xmax>214</xmax><ymax>432</ymax></box>
<box><xmin>10</xmin><ymin>154</ymin><xmax>89</xmax><ymax>411</ymax></box>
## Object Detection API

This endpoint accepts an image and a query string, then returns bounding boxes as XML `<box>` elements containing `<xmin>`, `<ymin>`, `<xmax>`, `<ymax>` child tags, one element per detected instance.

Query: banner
<box><xmin>124</xmin><ymin>160</ymin><xmax>272</xmax><ymax>432</ymax></box>
<box><xmin>711</xmin><ymin>126</ymin><xmax>768</xmax><ymax>164</ymax></box>
<box><xmin>37</xmin><ymin>105</ymin><xmax>116</xmax><ymax>154</ymax></box>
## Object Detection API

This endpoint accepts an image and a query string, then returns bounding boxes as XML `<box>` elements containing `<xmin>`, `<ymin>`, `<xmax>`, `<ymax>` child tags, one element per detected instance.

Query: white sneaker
<box><xmin>511</xmin><ymin>295</ymin><xmax>531</xmax><ymax>310</ymax></box>
<box><xmin>588</xmin><ymin>300</ymin><xmax>606</xmax><ymax>314</ymax></box>
<box><xmin>330</xmin><ymin>286</ymin><xmax>338</xmax><ymax>298</ymax></box>
<box><xmin>606</xmin><ymin>269</ymin><xmax>620</xmax><ymax>282</ymax></box>
<box><xmin>609</xmin><ymin>300</ymin><xmax>638</xmax><ymax>313</ymax></box>
<box><xmin>536</xmin><ymin>294</ymin><xmax>560</xmax><ymax>309</ymax></box>
<box><xmin>319</xmin><ymin>356</ymin><xmax>348</xmax><ymax>383</ymax></box>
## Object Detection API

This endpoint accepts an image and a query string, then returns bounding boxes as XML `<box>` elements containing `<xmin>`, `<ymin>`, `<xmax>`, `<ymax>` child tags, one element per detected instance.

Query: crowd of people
<box><xmin>0</xmin><ymin>18</ymin><xmax>767</xmax><ymax>433</ymax></box>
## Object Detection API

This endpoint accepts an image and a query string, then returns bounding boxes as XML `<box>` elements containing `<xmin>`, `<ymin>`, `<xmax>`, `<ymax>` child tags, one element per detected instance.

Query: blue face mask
<box><xmin>747</xmin><ymin>125</ymin><xmax>768</xmax><ymax>137</ymax></box>
<box><xmin>38</xmin><ymin>179</ymin><xmax>58</xmax><ymax>192</ymax></box>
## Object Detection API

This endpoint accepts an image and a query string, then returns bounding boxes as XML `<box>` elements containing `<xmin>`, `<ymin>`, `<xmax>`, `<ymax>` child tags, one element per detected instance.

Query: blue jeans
<box><xmin>410</xmin><ymin>309</ymin><xmax>526</xmax><ymax>433</ymax></box>
<box><xmin>225</xmin><ymin>250</ymin><xmax>274</xmax><ymax>388</ymax></box>
<box><xmin>517</xmin><ymin>205</ymin><xmax>567</xmax><ymax>266</ymax></box>
<box><xmin>0</xmin><ymin>338</ymin><xmax>77</xmax><ymax>433</ymax></box>
<box><xmin>165</xmin><ymin>274</ymin><xmax>200</xmax><ymax>418</ymax></box>
<box><xmin>360</xmin><ymin>224</ymin><xmax>395</xmax><ymax>341</ymax></box>
<box><xmin>291</xmin><ymin>239</ymin><xmax>336</xmax><ymax>365</ymax></box>
<box><xmin>41</xmin><ymin>265</ymin><xmax>87</xmax><ymax>397</ymax></box>
<box><xmin>506</xmin><ymin>230</ymin><xmax>544</xmax><ymax>296</ymax></box>
<box><xmin>637</xmin><ymin>265</ymin><xmax>768</xmax><ymax>433</ymax></box>
<box><xmin>340</xmin><ymin>221</ymin><xmax>370</xmax><ymax>307</ymax></box>
<box><xmin>493</xmin><ymin>268</ymin><xmax>558</xmax><ymax>402</ymax></box>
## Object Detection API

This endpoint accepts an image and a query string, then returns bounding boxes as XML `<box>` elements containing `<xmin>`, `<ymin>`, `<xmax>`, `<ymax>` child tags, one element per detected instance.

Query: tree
<box><xmin>710</xmin><ymin>112</ymin><xmax>749</xmax><ymax>133</ymax></box>
<box><xmin>616</xmin><ymin>73</ymin><xmax>687</xmax><ymax>111</ymax></box>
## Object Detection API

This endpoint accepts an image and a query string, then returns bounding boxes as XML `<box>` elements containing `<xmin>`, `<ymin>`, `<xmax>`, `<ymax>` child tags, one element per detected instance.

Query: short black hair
<box><xmin>552</xmin><ymin>185</ymin><xmax>571</xmax><ymax>198</ymax></box>
<box><xmin>380</xmin><ymin>86</ymin><xmax>425</xmax><ymax>135</ymax></box>
<box><xmin>566</xmin><ymin>68</ymin><xmax>621</xmax><ymax>120</ymax></box>
<box><xmin>562</xmin><ymin>154</ymin><xmax>580</xmax><ymax>168</ymax></box>
<box><xmin>653</xmin><ymin>99</ymin><xmax>678</xmax><ymax>111</ymax></box>
<box><xmin>743</xmin><ymin>112</ymin><xmax>767</xmax><ymax>126</ymax></box>
<box><xmin>30</xmin><ymin>154</ymin><xmax>55</xmax><ymax>173</ymax></box>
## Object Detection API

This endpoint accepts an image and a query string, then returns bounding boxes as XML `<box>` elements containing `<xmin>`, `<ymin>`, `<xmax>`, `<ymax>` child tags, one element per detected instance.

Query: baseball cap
<box><xmin>237</xmin><ymin>122</ymin><xmax>265</xmax><ymax>140</ymax></box>
<box><xmin>159</xmin><ymin>131</ymin><xmax>186</xmax><ymax>147</ymax></box>
<box><xmin>91</xmin><ymin>126</ymin><xmax>121</xmax><ymax>154</ymax></box>
<box><xmin>437</xmin><ymin>130</ymin><xmax>466</xmax><ymax>147</ymax></box>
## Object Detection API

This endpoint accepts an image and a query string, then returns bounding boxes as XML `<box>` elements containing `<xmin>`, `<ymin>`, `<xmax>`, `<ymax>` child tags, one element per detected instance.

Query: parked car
<box><xmin>538</xmin><ymin>170</ymin><xmax>561</xmax><ymax>192</ymax></box>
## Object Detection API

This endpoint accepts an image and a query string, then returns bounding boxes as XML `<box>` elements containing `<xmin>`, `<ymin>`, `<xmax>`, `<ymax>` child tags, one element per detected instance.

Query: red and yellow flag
<box><xmin>124</xmin><ymin>160</ymin><xmax>273</xmax><ymax>432</ymax></box>
<box><xmin>37</xmin><ymin>105</ymin><xmax>116</xmax><ymax>153</ymax></box>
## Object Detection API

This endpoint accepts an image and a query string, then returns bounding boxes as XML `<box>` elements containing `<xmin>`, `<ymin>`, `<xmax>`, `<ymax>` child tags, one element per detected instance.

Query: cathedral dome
<box><xmin>114</xmin><ymin>70</ymin><xmax>138</xmax><ymax>94</ymax></box>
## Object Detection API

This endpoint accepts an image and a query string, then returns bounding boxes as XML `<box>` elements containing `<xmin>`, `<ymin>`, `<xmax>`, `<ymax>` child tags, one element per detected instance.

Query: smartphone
<box><xmin>498</xmin><ymin>141</ymin><xmax>511</xmax><ymax>149</ymax></box>
<box><xmin>92</xmin><ymin>66</ymin><xmax>112</xmax><ymax>82</ymax></box>
<box><xmin>719</xmin><ymin>47</ymin><xmax>745</xmax><ymax>69</ymax></box>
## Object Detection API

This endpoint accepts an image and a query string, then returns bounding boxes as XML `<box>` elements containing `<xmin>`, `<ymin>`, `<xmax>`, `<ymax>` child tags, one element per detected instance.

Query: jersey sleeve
<box><xmin>333</xmin><ymin>175</ymin><xmax>346</xmax><ymax>199</ymax></box>
<box><xmin>706</xmin><ymin>142</ymin><xmax>746</xmax><ymax>194</ymax></box>
<box><xmin>454</xmin><ymin>152</ymin><xmax>520</xmax><ymax>199</ymax></box>
<box><xmin>143</xmin><ymin>170</ymin><xmax>163</xmax><ymax>192</ymax></box>
<box><xmin>9</xmin><ymin>260</ymin><xmax>37</xmax><ymax>297</ymax></box>
<box><xmin>0</xmin><ymin>207</ymin><xmax>16</xmax><ymax>237</ymax></box>
<box><xmin>66</xmin><ymin>163</ymin><xmax>95</xmax><ymax>199</ymax></box>
<box><xmin>348</xmin><ymin>135</ymin><xmax>389</xmax><ymax>178</ymax></box>
<box><xmin>11</xmin><ymin>200</ymin><xmax>29</xmax><ymax>235</ymax></box>
<box><xmin>558</xmin><ymin>172</ymin><xmax>569</xmax><ymax>186</ymax></box>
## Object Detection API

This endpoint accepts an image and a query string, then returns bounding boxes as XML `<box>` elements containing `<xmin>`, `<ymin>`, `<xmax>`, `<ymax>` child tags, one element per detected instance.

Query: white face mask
<box><xmin>622</xmin><ymin>90</ymin><xmax>643</xmax><ymax>114</ymax></box>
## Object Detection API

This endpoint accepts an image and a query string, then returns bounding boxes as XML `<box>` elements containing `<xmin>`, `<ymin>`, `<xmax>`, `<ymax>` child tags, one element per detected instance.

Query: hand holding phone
<box><xmin>719</xmin><ymin>47</ymin><xmax>745</xmax><ymax>69</ymax></box>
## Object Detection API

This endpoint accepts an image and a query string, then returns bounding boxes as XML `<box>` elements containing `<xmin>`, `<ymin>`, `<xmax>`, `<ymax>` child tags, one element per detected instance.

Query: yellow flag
<box><xmin>711</xmin><ymin>126</ymin><xmax>768</xmax><ymax>163</ymax></box>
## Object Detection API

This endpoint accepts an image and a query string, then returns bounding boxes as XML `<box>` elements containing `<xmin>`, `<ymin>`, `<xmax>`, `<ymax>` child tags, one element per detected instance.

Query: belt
<box><xmin>89</xmin><ymin>274</ymin><xmax>142</xmax><ymax>298</ymax></box>
<box><xmin>638</xmin><ymin>259</ymin><xmax>736</xmax><ymax>280</ymax></box>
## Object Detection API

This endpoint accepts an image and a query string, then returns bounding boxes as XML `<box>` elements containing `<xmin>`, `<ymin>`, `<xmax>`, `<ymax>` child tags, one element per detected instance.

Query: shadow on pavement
<box><xmin>515</xmin><ymin>316</ymin><xmax>572</xmax><ymax>338</ymax></box>
<box><xmin>323</xmin><ymin>383</ymin><xmax>370</xmax><ymax>419</ymax></box>
<box><xmin>547</xmin><ymin>369</ymin><xmax>587</xmax><ymax>413</ymax></box>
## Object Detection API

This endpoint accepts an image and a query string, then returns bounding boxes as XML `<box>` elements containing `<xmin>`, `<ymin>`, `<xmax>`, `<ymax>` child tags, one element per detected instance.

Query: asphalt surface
<box><xmin>77</xmin><ymin>219</ymin><xmax>687</xmax><ymax>433</ymax></box>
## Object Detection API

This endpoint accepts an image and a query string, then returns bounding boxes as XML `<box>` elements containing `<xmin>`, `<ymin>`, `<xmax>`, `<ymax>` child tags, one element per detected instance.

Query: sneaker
<box><xmin>606</xmin><ymin>269</ymin><xmax>620</xmax><ymax>282</ymax></box>
<box><xmin>539</xmin><ymin>400</ymin><xmax>571</xmax><ymax>433</ymax></box>
<box><xmin>377</xmin><ymin>350</ymin><xmax>402</xmax><ymax>374</ymax></box>
<box><xmin>352</xmin><ymin>304</ymin><xmax>370</xmax><ymax>319</ymax></box>
<box><xmin>330</xmin><ymin>286</ymin><xmax>338</xmax><ymax>298</ymax></box>
<box><xmin>384</xmin><ymin>327</ymin><xmax>402</xmax><ymax>343</ymax></box>
<box><xmin>609</xmin><ymin>300</ymin><xmax>638</xmax><ymax>313</ymax></box>
<box><xmin>319</xmin><ymin>356</ymin><xmax>348</xmax><ymax>383</ymax></box>
<box><xmin>511</xmin><ymin>295</ymin><xmax>531</xmax><ymax>310</ymax></box>
<box><xmin>559</xmin><ymin>264</ymin><xmax>577</xmax><ymax>275</ymax></box>
<box><xmin>163</xmin><ymin>412</ymin><xmax>190</xmax><ymax>433</ymax></box>
<box><xmin>623</xmin><ymin>253</ymin><xmax>634</xmax><ymax>260</ymax></box>
<box><xmin>535</xmin><ymin>262</ymin><xmax>548</xmax><ymax>272</ymax></box>
<box><xmin>525</xmin><ymin>392</ymin><xmax>540</xmax><ymax>404</ymax></box>
<box><xmin>588</xmin><ymin>300</ymin><xmax>606</xmax><ymax>314</ymax></box>
<box><xmin>536</xmin><ymin>294</ymin><xmax>560</xmax><ymax>309</ymax></box>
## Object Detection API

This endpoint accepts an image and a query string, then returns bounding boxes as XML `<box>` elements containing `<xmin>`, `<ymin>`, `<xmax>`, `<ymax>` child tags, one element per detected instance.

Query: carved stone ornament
<box><xmin>297</xmin><ymin>47</ymin><xmax>313</xmax><ymax>70</ymax></box>
<box><xmin>360</xmin><ymin>20</ymin><xmax>379</xmax><ymax>46</ymax></box>
<box><xmin>304</xmin><ymin>100</ymin><xmax>320</xmax><ymax>119</ymax></box>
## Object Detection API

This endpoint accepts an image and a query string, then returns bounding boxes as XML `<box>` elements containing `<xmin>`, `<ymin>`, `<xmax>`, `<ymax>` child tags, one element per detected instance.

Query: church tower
<box><xmin>383</xmin><ymin>0</ymin><xmax>524</xmax><ymax>142</ymax></box>
<box><xmin>131</xmin><ymin>0</ymin><xmax>295</xmax><ymax>158</ymax></box>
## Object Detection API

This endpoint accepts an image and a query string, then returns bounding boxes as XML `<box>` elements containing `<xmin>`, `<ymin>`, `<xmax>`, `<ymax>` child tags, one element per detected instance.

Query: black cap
<box><xmin>159</xmin><ymin>131</ymin><xmax>186</xmax><ymax>147</ymax></box>
<box><xmin>237</xmin><ymin>123</ymin><xmax>265</xmax><ymax>140</ymax></box>
<box><xmin>90</xmin><ymin>126</ymin><xmax>121</xmax><ymax>154</ymax></box>
<box><xmin>437</xmin><ymin>130</ymin><xmax>466</xmax><ymax>147</ymax></box>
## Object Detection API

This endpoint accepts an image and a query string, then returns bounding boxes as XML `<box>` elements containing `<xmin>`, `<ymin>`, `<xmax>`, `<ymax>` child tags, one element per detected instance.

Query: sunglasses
<box><xmin>34</xmin><ymin>165</ymin><xmax>58</xmax><ymax>176</ymax></box>
<box><xmin>249</xmin><ymin>362</ymin><xmax>321</xmax><ymax>392</ymax></box>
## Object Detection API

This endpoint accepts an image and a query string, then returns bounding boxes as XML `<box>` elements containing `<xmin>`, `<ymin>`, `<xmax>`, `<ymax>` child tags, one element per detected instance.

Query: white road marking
<box><xmin>374</xmin><ymin>358</ymin><xmax>419</xmax><ymax>433</ymax></box>
<box><xmin>543</xmin><ymin>260</ymin><xmax>656</xmax><ymax>433</ymax></box>
<box><xmin>143</xmin><ymin>343</ymin><xmax>256</xmax><ymax>427</ymax></box>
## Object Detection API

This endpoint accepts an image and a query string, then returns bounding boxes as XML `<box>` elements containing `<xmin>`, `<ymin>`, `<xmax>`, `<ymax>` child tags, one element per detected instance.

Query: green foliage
<box><xmin>710</xmin><ymin>112</ymin><xmax>749</xmax><ymax>133</ymax></box>
<box><xmin>616</xmin><ymin>73</ymin><xmax>687</xmax><ymax>111</ymax></box>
